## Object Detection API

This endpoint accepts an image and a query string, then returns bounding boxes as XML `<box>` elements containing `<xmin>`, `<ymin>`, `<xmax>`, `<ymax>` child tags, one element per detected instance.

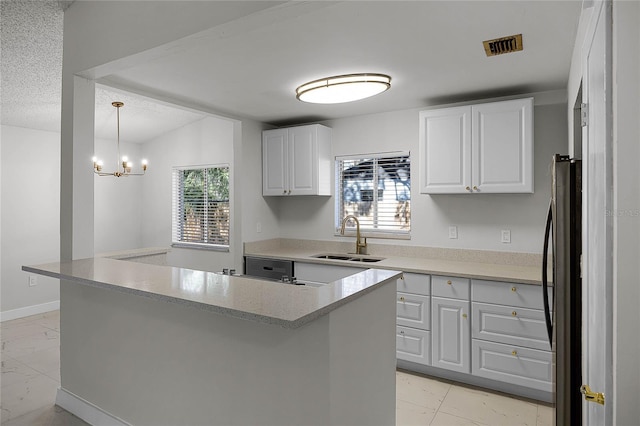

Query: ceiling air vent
<box><xmin>483</xmin><ymin>34</ymin><xmax>523</xmax><ymax>57</ymax></box>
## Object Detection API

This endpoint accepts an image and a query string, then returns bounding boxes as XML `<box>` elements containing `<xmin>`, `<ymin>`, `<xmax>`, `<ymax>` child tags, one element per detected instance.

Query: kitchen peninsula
<box><xmin>23</xmin><ymin>258</ymin><xmax>401</xmax><ymax>426</ymax></box>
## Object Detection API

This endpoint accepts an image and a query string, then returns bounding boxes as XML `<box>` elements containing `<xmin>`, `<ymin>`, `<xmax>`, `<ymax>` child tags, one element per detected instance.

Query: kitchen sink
<box><xmin>311</xmin><ymin>253</ymin><xmax>385</xmax><ymax>263</ymax></box>
<box><xmin>347</xmin><ymin>257</ymin><xmax>383</xmax><ymax>263</ymax></box>
<box><xmin>313</xmin><ymin>254</ymin><xmax>353</xmax><ymax>261</ymax></box>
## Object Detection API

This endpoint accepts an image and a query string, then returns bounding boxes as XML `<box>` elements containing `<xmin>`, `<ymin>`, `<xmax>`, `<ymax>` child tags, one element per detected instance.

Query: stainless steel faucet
<box><xmin>340</xmin><ymin>215</ymin><xmax>367</xmax><ymax>255</ymax></box>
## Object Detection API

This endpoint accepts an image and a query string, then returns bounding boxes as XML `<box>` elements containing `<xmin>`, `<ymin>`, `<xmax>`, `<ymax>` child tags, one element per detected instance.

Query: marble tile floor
<box><xmin>1</xmin><ymin>311</ymin><xmax>552</xmax><ymax>425</ymax></box>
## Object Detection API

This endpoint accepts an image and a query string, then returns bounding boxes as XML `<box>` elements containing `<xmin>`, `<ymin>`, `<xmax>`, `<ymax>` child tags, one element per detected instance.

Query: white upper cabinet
<box><xmin>419</xmin><ymin>98</ymin><xmax>533</xmax><ymax>194</ymax></box>
<box><xmin>419</xmin><ymin>106</ymin><xmax>472</xmax><ymax>194</ymax></box>
<box><xmin>262</xmin><ymin>124</ymin><xmax>332</xmax><ymax>196</ymax></box>
<box><xmin>263</xmin><ymin>129</ymin><xmax>288</xmax><ymax>195</ymax></box>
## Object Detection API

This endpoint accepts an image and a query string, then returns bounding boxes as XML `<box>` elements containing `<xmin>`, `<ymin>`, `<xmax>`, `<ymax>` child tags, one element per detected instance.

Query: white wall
<box><xmin>139</xmin><ymin>116</ymin><xmax>236</xmax><ymax>272</ymax></box>
<box><xmin>61</xmin><ymin>2</ymin><xmax>283</xmax><ymax>272</ymax></box>
<box><xmin>0</xmin><ymin>125</ymin><xmax>60</xmax><ymax>316</ymax></box>
<box><xmin>274</xmin><ymin>101</ymin><xmax>566</xmax><ymax>253</ymax></box>
<box><xmin>93</xmin><ymin>137</ymin><xmax>143</xmax><ymax>253</ymax></box>
<box><xmin>612</xmin><ymin>1</ymin><xmax>640</xmax><ymax>423</ymax></box>
<box><xmin>238</xmin><ymin>118</ymin><xmax>280</xmax><ymax>245</ymax></box>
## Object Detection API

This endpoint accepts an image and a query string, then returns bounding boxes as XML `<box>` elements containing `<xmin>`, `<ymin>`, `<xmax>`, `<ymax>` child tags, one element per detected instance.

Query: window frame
<box><xmin>334</xmin><ymin>152</ymin><xmax>411</xmax><ymax>240</ymax></box>
<box><xmin>171</xmin><ymin>164</ymin><xmax>231</xmax><ymax>252</ymax></box>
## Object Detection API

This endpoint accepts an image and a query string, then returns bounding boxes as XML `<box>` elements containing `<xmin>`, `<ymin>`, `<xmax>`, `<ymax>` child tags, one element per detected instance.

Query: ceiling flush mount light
<box><xmin>93</xmin><ymin>101</ymin><xmax>148</xmax><ymax>177</ymax></box>
<box><xmin>296</xmin><ymin>73</ymin><xmax>391</xmax><ymax>104</ymax></box>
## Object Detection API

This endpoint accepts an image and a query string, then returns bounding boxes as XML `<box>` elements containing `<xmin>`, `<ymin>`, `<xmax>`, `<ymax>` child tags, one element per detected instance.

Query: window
<box><xmin>336</xmin><ymin>153</ymin><xmax>410</xmax><ymax>237</ymax></box>
<box><xmin>172</xmin><ymin>165</ymin><xmax>230</xmax><ymax>250</ymax></box>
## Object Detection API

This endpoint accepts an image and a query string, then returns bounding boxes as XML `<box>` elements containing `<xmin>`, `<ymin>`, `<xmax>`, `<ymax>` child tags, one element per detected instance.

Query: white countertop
<box><xmin>245</xmin><ymin>243</ymin><xmax>546</xmax><ymax>285</ymax></box>
<box><xmin>23</xmin><ymin>257</ymin><xmax>401</xmax><ymax>328</ymax></box>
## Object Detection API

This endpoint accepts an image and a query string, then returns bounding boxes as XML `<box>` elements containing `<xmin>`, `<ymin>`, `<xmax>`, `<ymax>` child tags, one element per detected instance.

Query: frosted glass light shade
<box><xmin>296</xmin><ymin>73</ymin><xmax>391</xmax><ymax>104</ymax></box>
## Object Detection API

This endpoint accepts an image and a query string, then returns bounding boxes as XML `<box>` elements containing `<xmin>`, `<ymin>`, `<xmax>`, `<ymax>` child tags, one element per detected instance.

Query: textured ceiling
<box><xmin>1</xmin><ymin>0</ymin><xmax>64</xmax><ymax>134</ymax></box>
<box><xmin>0</xmin><ymin>0</ymin><xmax>206</xmax><ymax>143</ymax></box>
<box><xmin>2</xmin><ymin>1</ymin><xmax>583</xmax><ymax>141</ymax></box>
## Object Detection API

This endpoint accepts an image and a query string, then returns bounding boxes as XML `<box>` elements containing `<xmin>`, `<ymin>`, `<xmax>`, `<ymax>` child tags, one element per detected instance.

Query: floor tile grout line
<box><xmin>428</xmin><ymin>383</ymin><xmax>453</xmax><ymax>426</ymax></box>
<box><xmin>9</xmin><ymin>355</ymin><xmax>59</xmax><ymax>379</ymax></box>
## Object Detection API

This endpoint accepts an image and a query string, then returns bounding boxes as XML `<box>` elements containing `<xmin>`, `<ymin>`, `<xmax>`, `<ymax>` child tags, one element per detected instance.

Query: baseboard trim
<box><xmin>56</xmin><ymin>387</ymin><xmax>131</xmax><ymax>426</ymax></box>
<box><xmin>0</xmin><ymin>301</ymin><xmax>60</xmax><ymax>322</ymax></box>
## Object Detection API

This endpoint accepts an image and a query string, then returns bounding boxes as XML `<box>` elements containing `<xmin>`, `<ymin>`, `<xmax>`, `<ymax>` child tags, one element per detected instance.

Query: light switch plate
<box><xmin>501</xmin><ymin>229</ymin><xmax>511</xmax><ymax>243</ymax></box>
<box><xmin>449</xmin><ymin>226</ymin><xmax>458</xmax><ymax>239</ymax></box>
<box><xmin>28</xmin><ymin>275</ymin><xmax>38</xmax><ymax>287</ymax></box>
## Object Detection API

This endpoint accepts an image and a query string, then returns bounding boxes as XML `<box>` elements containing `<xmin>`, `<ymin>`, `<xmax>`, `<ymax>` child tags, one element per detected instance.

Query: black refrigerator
<box><xmin>542</xmin><ymin>154</ymin><xmax>582</xmax><ymax>425</ymax></box>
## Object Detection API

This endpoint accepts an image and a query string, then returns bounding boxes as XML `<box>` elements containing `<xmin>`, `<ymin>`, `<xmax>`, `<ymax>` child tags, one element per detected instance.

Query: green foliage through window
<box><xmin>172</xmin><ymin>165</ymin><xmax>230</xmax><ymax>248</ymax></box>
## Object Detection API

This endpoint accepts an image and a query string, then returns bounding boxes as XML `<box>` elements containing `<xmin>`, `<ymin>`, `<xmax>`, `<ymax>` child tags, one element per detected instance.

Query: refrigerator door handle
<box><xmin>542</xmin><ymin>200</ymin><xmax>553</xmax><ymax>348</ymax></box>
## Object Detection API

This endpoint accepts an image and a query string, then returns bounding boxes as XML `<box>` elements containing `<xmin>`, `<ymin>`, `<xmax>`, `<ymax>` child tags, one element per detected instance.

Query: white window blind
<box><xmin>336</xmin><ymin>153</ymin><xmax>410</xmax><ymax>237</ymax></box>
<box><xmin>172</xmin><ymin>165</ymin><xmax>230</xmax><ymax>250</ymax></box>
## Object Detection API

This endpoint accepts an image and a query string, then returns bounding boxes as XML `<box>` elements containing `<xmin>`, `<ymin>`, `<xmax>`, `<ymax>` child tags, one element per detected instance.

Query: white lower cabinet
<box><xmin>431</xmin><ymin>296</ymin><xmax>470</xmax><ymax>374</ymax></box>
<box><xmin>290</xmin><ymin>262</ymin><xmax>550</xmax><ymax>399</ymax></box>
<box><xmin>397</xmin><ymin>293</ymin><xmax>430</xmax><ymax>329</ymax></box>
<box><xmin>396</xmin><ymin>273</ymin><xmax>431</xmax><ymax>365</ymax></box>
<box><xmin>471</xmin><ymin>302</ymin><xmax>550</xmax><ymax>351</ymax></box>
<box><xmin>471</xmin><ymin>279</ymin><xmax>552</xmax><ymax>393</ymax></box>
<box><xmin>397</xmin><ymin>326</ymin><xmax>431</xmax><ymax>365</ymax></box>
<box><xmin>472</xmin><ymin>340</ymin><xmax>552</xmax><ymax>392</ymax></box>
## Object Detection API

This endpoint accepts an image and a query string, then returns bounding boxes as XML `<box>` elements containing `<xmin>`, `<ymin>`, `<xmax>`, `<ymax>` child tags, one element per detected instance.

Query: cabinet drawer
<box><xmin>472</xmin><ymin>339</ymin><xmax>552</xmax><ymax>392</ymax></box>
<box><xmin>472</xmin><ymin>280</ymin><xmax>549</xmax><ymax>310</ymax></box>
<box><xmin>397</xmin><ymin>272</ymin><xmax>430</xmax><ymax>296</ymax></box>
<box><xmin>397</xmin><ymin>293</ymin><xmax>430</xmax><ymax>330</ymax></box>
<box><xmin>472</xmin><ymin>303</ymin><xmax>550</xmax><ymax>351</ymax></box>
<box><xmin>432</xmin><ymin>276</ymin><xmax>470</xmax><ymax>300</ymax></box>
<box><xmin>397</xmin><ymin>326</ymin><xmax>431</xmax><ymax>365</ymax></box>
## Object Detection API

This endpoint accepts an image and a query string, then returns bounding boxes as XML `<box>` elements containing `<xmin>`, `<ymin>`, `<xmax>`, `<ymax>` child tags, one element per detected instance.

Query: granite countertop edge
<box><xmin>23</xmin><ymin>261</ymin><xmax>402</xmax><ymax>329</ymax></box>
<box><xmin>243</xmin><ymin>248</ymin><xmax>546</xmax><ymax>286</ymax></box>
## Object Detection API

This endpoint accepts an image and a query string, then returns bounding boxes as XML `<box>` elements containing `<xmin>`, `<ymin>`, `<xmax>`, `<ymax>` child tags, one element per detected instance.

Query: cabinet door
<box><xmin>419</xmin><ymin>106</ymin><xmax>472</xmax><ymax>194</ymax></box>
<box><xmin>471</xmin><ymin>98</ymin><xmax>533</xmax><ymax>193</ymax></box>
<box><xmin>472</xmin><ymin>302</ymin><xmax>550</xmax><ymax>351</ymax></box>
<box><xmin>397</xmin><ymin>293</ymin><xmax>430</xmax><ymax>330</ymax></box>
<box><xmin>431</xmin><ymin>297</ymin><xmax>470</xmax><ymax>373</ymax></box>
<box><xmin>397</xmin><ymin>272</ymin><xmax>430</xmax><ymax>296</ymax></box>
<box><xmin>397</xmin><ymin>326</ymin><xmax>431</xmax><ymax>365</ymax></box>
<box><xmin>262</xmin><ymin>129</ymin><xmax>289</xmax><ymax>196</ymax></box>
<box><xmin>288</xmin><ymin>125</ymin><xmax>318</xmax><ymax>195</ymax></box>
<box><xmin>472</xmin><ymin>339</ymin><xmax>552</xmax><ymax>392</ymax></box>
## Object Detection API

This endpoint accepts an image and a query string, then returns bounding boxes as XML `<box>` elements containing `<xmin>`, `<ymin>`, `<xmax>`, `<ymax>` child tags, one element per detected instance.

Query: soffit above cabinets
<box><xmin>100</xmin><ymin>1</ymin><xmax>581</xmax><ymax>126</ymax></box>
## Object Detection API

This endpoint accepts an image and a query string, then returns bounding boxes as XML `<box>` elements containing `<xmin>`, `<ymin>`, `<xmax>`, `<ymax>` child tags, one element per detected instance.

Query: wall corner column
<box><xmin>60</xmin><ymin>75</ymin><xmax>95</xmax><ymax>261</ymax></box>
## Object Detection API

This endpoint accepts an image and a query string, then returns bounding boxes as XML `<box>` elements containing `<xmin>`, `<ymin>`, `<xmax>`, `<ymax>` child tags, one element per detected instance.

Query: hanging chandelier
<box><xmin>92</xmin><ymin>101</ymin><xmax>148</xmax><ymax>177</ymax></box>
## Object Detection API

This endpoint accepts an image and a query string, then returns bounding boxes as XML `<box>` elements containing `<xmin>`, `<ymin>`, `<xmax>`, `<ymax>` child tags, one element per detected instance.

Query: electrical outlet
<box><xmin>501</xmin><ymin>229</ymin><xmax>511</xmax><ymax>243</ymax></box>
<box><xmin>449</xmin><ymin>226</ymin><xmax>458</xmax><ymax>239</ymax></box>
<box><xmin>28</xmin><ymin>275</ymin><xmax>38</xmax><ymax>287</ymax></box>
<box><xmin>256</xmin><ymin>222</ymin><xmax>262</xmax><ymax>233</ymax></box>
